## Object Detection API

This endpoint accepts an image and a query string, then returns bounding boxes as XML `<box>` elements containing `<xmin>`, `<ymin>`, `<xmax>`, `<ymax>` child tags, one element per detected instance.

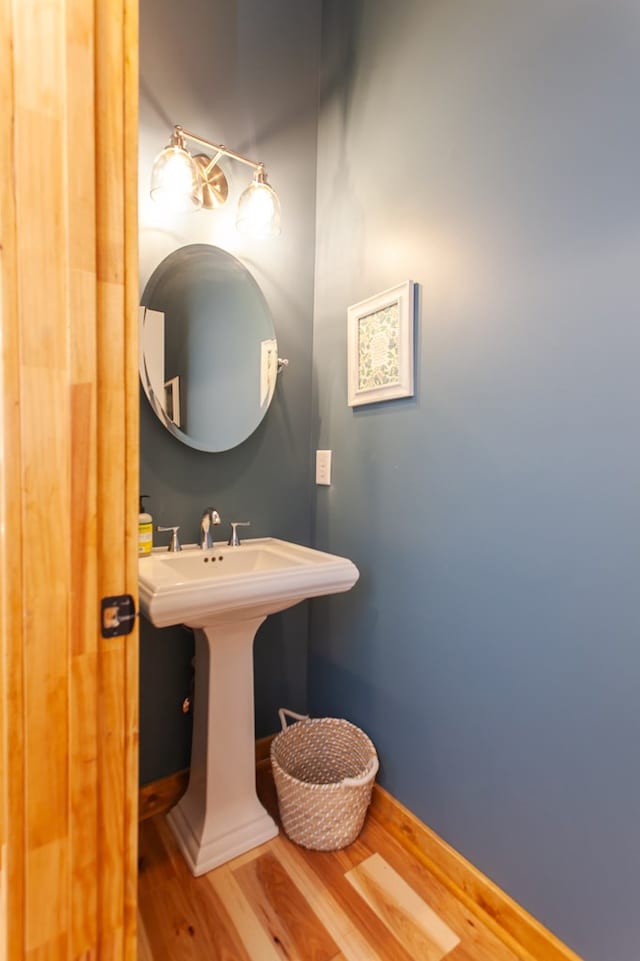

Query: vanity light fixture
<box><xmin>150</xmin><ymin>125</ymin><xmax>281</xmax><ymax>237</ymax></box>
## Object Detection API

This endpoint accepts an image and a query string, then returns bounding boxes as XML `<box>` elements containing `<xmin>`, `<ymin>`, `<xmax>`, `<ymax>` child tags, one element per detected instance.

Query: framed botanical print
<box><xmin>347</xmin><ymin>280</ymin><xmax>416</xmax><ymax>407</ymax></box>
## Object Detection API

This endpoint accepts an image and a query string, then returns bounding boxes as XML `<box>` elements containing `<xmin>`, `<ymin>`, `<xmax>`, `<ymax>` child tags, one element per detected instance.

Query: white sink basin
<box><xmin>138</xmin><ymin>537</ymin><xmax>359</xmax><ymax>876</ymax></box>
<box><xmin>139</xmin><ymin>537</ymin><xmax>359</xmax><ymax>627</ymax></box>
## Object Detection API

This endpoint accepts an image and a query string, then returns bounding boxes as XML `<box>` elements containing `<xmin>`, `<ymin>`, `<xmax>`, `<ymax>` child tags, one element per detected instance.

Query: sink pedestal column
<box><xmin>167</xmin><ymin>615</ymin><xmax>278</xmax><ymax>876</ymax></box>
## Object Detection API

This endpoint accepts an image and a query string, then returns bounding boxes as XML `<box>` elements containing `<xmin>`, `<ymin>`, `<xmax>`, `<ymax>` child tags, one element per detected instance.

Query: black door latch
<box><xmin>101</xmin><ymin>594</ymin><xmax>137</xmax><ymax>638</ymax></box>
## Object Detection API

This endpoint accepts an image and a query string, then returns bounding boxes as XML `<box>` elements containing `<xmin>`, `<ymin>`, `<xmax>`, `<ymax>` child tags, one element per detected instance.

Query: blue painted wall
<box><xmin>138</xmin><ymin>0</ymin><xmax>321</xmax><ymax>782</ymax></box>
<box><xmin>310</xmin><ymin>3</ymin><xmax>640</xmax><ymax>959</ymax></box>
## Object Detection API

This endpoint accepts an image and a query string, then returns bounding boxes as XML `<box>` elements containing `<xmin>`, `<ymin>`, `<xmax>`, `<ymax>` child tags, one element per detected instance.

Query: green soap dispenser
<box><xmin>138</xmin><ymin>495</ymin><xmax>153</xmax><ymax>556</ymax></box>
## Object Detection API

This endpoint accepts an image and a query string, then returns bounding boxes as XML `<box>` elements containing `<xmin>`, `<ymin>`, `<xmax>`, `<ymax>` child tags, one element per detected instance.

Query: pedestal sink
<box><xmin>138</xmin><ymin>537</ymin><xmax>359</xmax><ymax>876</ymax></box>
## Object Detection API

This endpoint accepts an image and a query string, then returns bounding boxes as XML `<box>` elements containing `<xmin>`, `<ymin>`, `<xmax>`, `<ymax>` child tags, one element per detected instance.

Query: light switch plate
<box><xmin>316</xmin><ymin>449</ymin><xmax>332</xmax><ymax>485</ymax></box>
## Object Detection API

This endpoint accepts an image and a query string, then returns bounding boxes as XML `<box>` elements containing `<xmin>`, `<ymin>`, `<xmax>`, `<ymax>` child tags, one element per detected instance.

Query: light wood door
<box><xmin>0</xmin><ymin>1</ymin><xmax>139</xmax><ymax>958</ymax></box>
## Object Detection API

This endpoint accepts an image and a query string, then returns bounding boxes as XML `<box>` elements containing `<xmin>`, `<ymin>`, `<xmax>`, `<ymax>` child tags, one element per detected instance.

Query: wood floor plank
<box><xmin>446</xmin><ymin>945</ymin><xmax>511</xmax><ymax>961</ymax></box>
<box><xmin>138</xmin><ymin>876</ymin><xmax>252</xmax><ymax>961</ymax></box>
<box><xmin>233</xmin><ymin>849</ymin><xmax>342</xmax><ymax>961</ymax></box>
<box><xmin>360</xmin><ymin>816</ymin><xmax>522</xmax><ymax>961</ymax></box>
<box><xmin>345</xmin><ymin>852</ymin><xmax>460</xmax><ymax>961</ymax></box>
<box><xmin>138</xmin><ymin>817</ymin><xmax>174</xmax><ymax>898</ymax></box>
<box><xmin>138</xmin><ymin>815</ymin><xmax>194</xmax><ymax>899</ymax></box>
<box><xmin>208</xmin><ymin>864</ymin><xmax>283</xmax><ymax>961</ymax></box>
<box><xmin>271</xmin><ymin>835</ymin><xmax>386</xmax><ymax>961</ymax></box>
<box><xmin>293</xmin><ymin>843</ymin><xmax>418</xmax><ymax>961</ymax></box>
<box><xmin>137</xmin><ymin>911</ymin><xmax>154</xmax><ymax>961</ymax></box>
<box><xmin>138</xmin><ymin>815</ymin><xmax>255</xmax><ymax>961</ymax></box>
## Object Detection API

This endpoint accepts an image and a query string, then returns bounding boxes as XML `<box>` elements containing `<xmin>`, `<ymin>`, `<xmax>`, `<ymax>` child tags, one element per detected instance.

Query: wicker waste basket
<box><xmin>270</xmin><ymin>708</ymin><xmax>379</xmax><ymax>851</ymax></box>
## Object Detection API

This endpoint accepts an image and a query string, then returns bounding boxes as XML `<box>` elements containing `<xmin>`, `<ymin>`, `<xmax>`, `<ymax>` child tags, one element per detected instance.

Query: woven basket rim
<box><xmin>272</xmin><ymin>766</ymin><xmax>375</xmax><ymax>791</ymax></box>
<box><xmin>270</xmin><ymin>715</ymin><xmax>377</xmax><ymax>790</ymax></box>
<box><xmin>271</xmin><ymin>716</ymin><xmax>376</xmax><ymax>750</ymax></box>
<box><xmin>271</xmin><ymin>714</ymin><xmax>373</xmax><ymax>739</ymax></box>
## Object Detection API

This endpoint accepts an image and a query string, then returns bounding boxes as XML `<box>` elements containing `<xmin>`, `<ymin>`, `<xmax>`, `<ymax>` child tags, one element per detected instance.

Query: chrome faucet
<box><xmin>200</xmin><ymin>508</ymin><xmax>221</xmax><ymax>549</ymax></box>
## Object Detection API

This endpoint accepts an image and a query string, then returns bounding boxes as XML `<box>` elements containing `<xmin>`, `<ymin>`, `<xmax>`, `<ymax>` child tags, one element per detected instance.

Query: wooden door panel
<box><xmin>0</xmin><ymin>1</ymin><xmax>139</xmax><ymax>958</ymax></box>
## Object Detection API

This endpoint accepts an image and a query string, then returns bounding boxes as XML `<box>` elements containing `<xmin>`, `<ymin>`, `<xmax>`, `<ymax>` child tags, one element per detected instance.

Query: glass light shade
<box><xmin>150</xmin><ymin>144</ymin><xmax>202</xmax><ymax>212</ymax></box>
<box><xmin>236</xmin><ymin>176</ymin><xmax>281</xmax><ymax>238</ymax></box>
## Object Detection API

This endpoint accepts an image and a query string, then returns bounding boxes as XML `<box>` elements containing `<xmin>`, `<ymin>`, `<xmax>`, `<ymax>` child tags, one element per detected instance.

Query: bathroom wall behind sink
<box><xmin>138</xmin><ymin>0</ymin><xmax>322</xmax><ymax>784</ymax></box>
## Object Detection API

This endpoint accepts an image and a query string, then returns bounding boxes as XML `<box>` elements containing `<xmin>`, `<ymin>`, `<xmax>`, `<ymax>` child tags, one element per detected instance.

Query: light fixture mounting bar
<box><xmin>175</xmin><ymin>125</ymin><xmax>263</xmax><ymax>172</ymax></box>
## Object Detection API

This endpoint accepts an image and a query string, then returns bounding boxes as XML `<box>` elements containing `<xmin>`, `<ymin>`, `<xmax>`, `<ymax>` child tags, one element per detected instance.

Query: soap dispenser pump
<box><xmin>138</xmin><ymin>495</ymin><xmax>153</xmax><ymax>556</ymax></box>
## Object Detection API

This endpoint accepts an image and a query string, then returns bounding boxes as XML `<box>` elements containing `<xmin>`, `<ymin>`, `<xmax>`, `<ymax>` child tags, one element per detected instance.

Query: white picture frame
<box><xmin>347</xmin><ymin>280</ymin><xmax>416</xmax><ymax>407</ymax></box>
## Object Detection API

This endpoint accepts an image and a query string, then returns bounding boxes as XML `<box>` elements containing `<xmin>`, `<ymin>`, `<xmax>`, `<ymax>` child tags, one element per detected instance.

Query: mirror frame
<box><xmin>139</xmin><ymin>243</ymin><xmax>279</xmax><ymax>452</ymax></box>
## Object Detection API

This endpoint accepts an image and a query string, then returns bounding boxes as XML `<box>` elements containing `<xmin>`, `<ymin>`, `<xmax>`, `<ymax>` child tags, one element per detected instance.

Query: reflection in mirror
<box><xmin>140</xmin><ymin>244</ymin><xmax>279</xmax><ymax>452</ymax></box>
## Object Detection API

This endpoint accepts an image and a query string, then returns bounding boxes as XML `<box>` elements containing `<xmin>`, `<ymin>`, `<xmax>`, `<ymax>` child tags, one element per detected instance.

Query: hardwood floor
<box><xmin>137</xmin><ymin>767</ymin><xmax>523</xmax><ymax>961</ymax></box>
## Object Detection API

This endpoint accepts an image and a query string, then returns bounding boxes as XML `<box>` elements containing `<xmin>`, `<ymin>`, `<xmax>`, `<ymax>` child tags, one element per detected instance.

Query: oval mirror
<box><xmin>139</xmin><ymin>244</ymin><xmax>279</xmax><ymax>452</ymax></box>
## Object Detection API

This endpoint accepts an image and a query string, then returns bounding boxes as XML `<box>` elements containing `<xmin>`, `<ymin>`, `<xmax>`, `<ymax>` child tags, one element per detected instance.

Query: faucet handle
<box><xmin>228</xmin><ymin>521</ymin><xmax>250</xmax><ymax>547</ymax></box>
<box><xmin>156</xmin><ymin>525</ymin><xmax>182</xmax><ymax>552</ymax></box>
